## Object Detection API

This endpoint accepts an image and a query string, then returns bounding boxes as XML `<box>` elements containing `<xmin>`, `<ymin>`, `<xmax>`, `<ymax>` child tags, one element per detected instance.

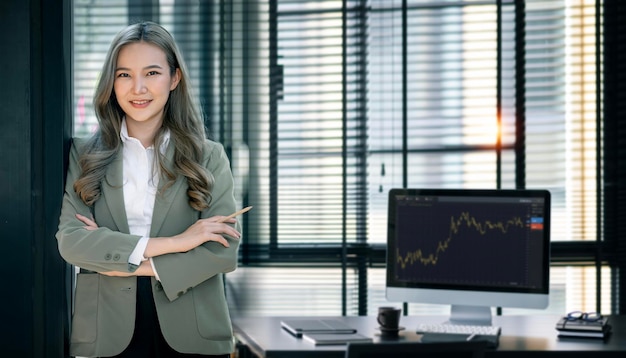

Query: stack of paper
<box><xmin>555</xmin><ymin>316</ymin><xmax>612</xmax><ymax>339</ymax></box>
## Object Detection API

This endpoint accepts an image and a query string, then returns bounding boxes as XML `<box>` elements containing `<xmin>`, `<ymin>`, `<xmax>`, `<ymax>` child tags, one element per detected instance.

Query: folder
<box><xmin>281</xmin><ymin>319</ymin><xmax>357</xmax><ymax>337</ymax></box>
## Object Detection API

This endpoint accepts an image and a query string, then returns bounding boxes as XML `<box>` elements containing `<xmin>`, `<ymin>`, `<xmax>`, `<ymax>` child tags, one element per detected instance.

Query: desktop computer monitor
<box><xmin>385</xmin><ymin>188</ymin><xmax>551</xmax><ymax>326</ymax></box>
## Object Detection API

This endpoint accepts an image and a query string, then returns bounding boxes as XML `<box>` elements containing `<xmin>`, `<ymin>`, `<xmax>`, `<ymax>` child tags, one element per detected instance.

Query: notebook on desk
<box><xmin>281</xmin><ymin>319</ymin><xmax>357</xmax><ymax>337</ymax></box>
<box><xmin>303</xmin><ymin>332</ymin><xmax>373</xmax><ymax>346</ymax></box>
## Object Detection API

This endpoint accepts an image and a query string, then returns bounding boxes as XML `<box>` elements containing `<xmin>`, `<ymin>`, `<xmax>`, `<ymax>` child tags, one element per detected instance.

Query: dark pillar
<box><xmin>603</xmin><ymin>0</ymin><xmax>626</xmax><ymax>315</ymax></box>
<box><xmin>0</xmin><ymin>0</ymin><xmax>72</xmax><ymax>356</ymax></box>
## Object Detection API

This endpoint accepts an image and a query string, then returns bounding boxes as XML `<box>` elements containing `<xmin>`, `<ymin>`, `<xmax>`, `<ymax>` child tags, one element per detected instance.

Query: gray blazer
<box><xmin>56</xmin><ymin>137</ymin><xmax>240</xmax><ymax>357</ymax></box>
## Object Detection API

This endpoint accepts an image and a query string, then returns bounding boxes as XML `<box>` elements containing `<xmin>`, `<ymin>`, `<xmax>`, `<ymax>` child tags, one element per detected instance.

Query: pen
<box><xmin>466</xmin><ymin>333</ymin><xmax>477</xmax><ymax>341</ymax></box>
<box><xmin>219</xmin><ymin>206</ymin><xmax>253</xmax><ymax>222</ymax></box>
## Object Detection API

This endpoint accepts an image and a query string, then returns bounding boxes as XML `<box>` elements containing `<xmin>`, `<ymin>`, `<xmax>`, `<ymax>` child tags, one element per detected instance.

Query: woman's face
<box><xmin>113</xmin><ymin>41</ymin><xmax>180</xmax><ymax>126</ymax></box>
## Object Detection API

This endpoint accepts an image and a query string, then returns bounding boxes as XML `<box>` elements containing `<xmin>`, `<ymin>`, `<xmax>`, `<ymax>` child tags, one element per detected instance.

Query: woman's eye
<box><xmin>147</xmin><ymin>71</ymin><xmax>159</xmax><ymax>76</ymax></box>
<box><xmin>117</xmin><ymin>73</ymin><xmax>129</xmax><ymax>78</ymax></box>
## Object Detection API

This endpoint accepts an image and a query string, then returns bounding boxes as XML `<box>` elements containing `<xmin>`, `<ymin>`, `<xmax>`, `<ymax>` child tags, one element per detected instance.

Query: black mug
<box><xmin>377</xmin><ymin>306</ymin><xmax>402</xmax><ymax>330</ymax></box>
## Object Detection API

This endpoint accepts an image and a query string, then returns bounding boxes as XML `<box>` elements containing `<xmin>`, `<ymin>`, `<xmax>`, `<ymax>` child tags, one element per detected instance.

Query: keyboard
<box><xmin>416</xmin><ymin>323</ymin><xmax>501</xmax><ymax>336</ymax></box>
<box><xmin>415</xmin><ymin>323</ymin><xmax>501</xmax><ymax>348</ymax></box>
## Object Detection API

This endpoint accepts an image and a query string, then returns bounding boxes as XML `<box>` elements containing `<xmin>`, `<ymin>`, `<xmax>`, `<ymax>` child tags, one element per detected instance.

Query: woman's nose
<box><xmin>132</xmin><ymin>78</ymin><xmax>147</xmax><ymax>94</ymax></box>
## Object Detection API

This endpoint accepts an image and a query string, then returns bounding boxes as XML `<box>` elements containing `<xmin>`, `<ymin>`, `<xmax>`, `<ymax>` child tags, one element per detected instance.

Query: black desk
<box><xmin>233</xmin><ymin>315</ymin><xmax>626</xmax><ymax>357</ymax></box>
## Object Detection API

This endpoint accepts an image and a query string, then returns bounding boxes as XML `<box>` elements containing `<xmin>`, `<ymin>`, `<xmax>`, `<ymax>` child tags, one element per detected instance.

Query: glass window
<box><xmin>72</xmin><ymin>0</ymin><xmax>608</xmax><ymax>317</ymax></box>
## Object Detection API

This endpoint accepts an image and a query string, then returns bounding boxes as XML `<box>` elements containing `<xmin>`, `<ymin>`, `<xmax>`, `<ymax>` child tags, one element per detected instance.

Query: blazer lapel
<box><xmin>150</xmin><ymin>142</ymin><xmax>185</xmax><ymax>236</ymax></box>
<box><xmin>102</xmin><ymin>149</ymin><xmax>131</xmax><ymax>234</ymax></box>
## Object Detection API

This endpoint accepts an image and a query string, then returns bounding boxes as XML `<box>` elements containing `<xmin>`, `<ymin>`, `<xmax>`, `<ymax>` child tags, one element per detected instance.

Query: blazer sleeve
<box><xmin>55</xmin><ymin>139</ymin><xmax>143</xmax><ymax>273</ymax></box>
<box><xmin>151</xmin><ymin>141</ymin><xmax>241</xmax><ymax>302</ymax></box>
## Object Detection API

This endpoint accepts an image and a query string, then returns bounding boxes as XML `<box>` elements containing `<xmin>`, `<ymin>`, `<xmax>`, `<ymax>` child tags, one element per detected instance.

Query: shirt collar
<box><xmin>120</xmin><ymin>118</ymin><xmax>170</xmax><ymax>153</ymax></box>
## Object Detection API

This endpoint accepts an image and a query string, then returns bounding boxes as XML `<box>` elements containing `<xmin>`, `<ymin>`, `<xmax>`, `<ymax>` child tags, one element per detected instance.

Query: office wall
<box><xmin>0</xmin><ymin>0</ymin><xmax>72</xmax><ymax>356</ymax></box>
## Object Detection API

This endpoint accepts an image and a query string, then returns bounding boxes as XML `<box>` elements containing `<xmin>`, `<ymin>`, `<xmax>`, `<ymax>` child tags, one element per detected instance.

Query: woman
<box><xmin>56</xmin><ymin>22</ymin><xmax>241</xmax><ymax>357</ymax></box>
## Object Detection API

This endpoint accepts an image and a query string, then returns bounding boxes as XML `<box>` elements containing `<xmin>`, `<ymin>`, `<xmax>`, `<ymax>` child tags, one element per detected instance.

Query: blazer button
<box><xmin>104</xmin><ymin>253</ymin><xmax>112</xmax><ymax>260</ymax></box>
<box><xmin>113</xmin><ymin>254</ymin><xmax>120</xmax><ymax>261</ymax></box>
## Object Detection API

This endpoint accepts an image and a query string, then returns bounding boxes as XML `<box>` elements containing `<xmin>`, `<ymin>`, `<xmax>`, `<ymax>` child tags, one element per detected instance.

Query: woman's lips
<box><xmin>130</xmin><ymin>99</ymin><xmax>151</xmax><ymax>108</ymax></box>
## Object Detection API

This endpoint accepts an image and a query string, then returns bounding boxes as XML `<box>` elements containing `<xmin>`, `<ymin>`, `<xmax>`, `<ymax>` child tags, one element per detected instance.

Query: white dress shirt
<box><xmin>121</xmin><ymin>119</ymin><xmax>169</xmax><ymax>280</ymax></box>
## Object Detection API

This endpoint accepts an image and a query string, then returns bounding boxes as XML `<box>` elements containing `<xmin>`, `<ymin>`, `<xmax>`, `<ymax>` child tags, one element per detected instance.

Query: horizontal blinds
<box><xmin>561</xmin><ymin>0</ymin><xmax>599</xmax><ymax>243</ymax></box>
<box><xmin>524</xmin><ymin>0</ymin><xmax>599</xmax><ymax>242</ymax></box>
<box><xmin>226</xmin><ymin>266</ymin><xmax>359</xmax><ymax>317</ymax></box>
<box><xmin>275</xmin><ymin>0</ymin><xmax>367</xmax><ymax>244</ymax></box>
<box><xmin>368</xmin><ymin>1</ymin><xmax>518</xmax><ymax>245</ymax></box>
<box><xmin>73</xmin><ymin>0</ymin><xmax>128</xmax><ymax>136</ymax></box>
<box><xmin>525</xmin><ymin>0</ymin><xmax>572</xmax><ymax>243</ymax></box>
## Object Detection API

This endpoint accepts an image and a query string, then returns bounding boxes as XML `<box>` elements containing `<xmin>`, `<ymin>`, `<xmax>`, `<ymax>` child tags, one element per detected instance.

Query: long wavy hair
<box><xmin>74</xmin><ymin>21</ymin><xmax>213</xmax><ymax>211</ymax></box>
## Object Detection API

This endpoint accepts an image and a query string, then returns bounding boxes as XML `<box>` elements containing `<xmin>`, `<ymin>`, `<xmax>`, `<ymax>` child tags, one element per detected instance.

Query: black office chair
<box><xmin>345</xmin><ymin>340</ymin><xmax>488</xmax><ymax>358</ymax></box>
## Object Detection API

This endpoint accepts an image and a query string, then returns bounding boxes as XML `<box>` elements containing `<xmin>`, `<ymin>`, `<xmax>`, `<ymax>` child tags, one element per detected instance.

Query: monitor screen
<box><xmin>385</xmin><ymin>188</ymin><xmax>551</xmax><ymax>325</ymax></box>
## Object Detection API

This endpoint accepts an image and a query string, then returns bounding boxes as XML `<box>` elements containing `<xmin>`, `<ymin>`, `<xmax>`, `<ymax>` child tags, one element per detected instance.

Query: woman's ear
<box><xmin>170</xmin><ymin>68</ymin><xmax>181</xmax><ymax>91</ymax></box>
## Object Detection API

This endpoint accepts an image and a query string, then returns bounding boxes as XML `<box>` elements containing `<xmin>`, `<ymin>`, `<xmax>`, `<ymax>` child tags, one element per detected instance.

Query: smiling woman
<box><xmin>56</xmin><ymin>21</ymin><xmax>240</xmax><ymax>358</ymax></box>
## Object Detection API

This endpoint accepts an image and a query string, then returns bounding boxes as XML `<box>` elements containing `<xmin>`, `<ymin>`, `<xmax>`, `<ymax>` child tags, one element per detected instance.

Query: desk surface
<box><xmin>233</xmin><ymin>315</ymin><xmax>626</xmax><ymax>357</ymax></box>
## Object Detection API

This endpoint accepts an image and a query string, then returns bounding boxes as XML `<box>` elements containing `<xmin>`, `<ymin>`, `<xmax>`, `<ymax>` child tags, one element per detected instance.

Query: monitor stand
<box><xmin>446</xmin><ymin>305</ymin><xmax>493</xmax><ymax>326</ymax></box>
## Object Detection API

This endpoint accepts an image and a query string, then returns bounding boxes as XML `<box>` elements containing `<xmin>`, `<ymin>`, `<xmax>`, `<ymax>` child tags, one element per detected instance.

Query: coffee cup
<box><xmin>377</xmin><ymin>306</ymin><xmax>402</xmax><ymax>330</ymax></box>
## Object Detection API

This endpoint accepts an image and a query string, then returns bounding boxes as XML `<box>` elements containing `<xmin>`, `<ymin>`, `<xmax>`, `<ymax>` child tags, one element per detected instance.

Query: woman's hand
<box><xmin>76</xmin><ymin>213</ymin><xmax>98</xmax><ymax>230</ymax></box>
<box><xmin>175</xmin><ymin>216</ymin><xmax>240</xmax><ymax>248</ymax></box>
<box><xmin>144</xmin><ymin>216</ymin><xmax>241</xmax><ymax>258</ymax></box>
